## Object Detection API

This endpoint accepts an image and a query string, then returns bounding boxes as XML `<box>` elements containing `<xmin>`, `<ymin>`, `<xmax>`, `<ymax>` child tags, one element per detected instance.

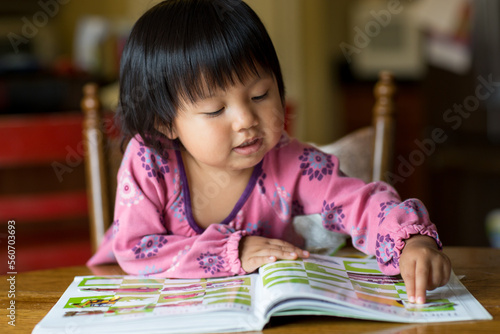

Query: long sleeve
<box><xmin>87</xmin><ymin>138</ymin><xmax>247</xmax><ymax>278</ymax></box>
<box><xmin>262</xmin><ymin>138</ymin><xmax>442</xmax><ymax>275</ymax></box>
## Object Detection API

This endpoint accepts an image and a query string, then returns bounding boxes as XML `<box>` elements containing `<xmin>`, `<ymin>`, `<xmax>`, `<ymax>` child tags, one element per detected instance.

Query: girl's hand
<box><xmin>399</xmin><ymin>235</ymin><xmax>452</xmax><ymax>304</ymax></box>
<box><xmin>239</xmin><ymin>236</ymin><xmax>310</xmax><ymax>273</ymax></box>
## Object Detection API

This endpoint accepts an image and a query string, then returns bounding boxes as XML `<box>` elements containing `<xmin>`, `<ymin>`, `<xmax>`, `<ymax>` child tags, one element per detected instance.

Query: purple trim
<box><xmin>219</xmin><ymin>161</ymin><xmax>262</xmax><ymax>226</ymax></box>
<box><xmin>175</xmin><ymin>150</ymin><xmax>202</xmax><ymax>234</ymax></box>
<box><xmin>175</xmin><ymin>150</ymin><xmax>263</xmax><ymax>234</ymax></box>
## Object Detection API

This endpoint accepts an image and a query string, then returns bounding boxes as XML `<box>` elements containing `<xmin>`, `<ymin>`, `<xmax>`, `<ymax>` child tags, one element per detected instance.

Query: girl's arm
<box><xmin>286</xmin><ymin>143</ymin><xmax>444</xmax><ymax>273</ymax></box>
<box><xmin>89</xmin><ymin>187</ymin><xmax>248</xmax><ymax>278</ymax></box>
<box><xmin>290</xmin><ymin>144</ymin><xmax>450</xmax><ymax>301</ymax></box>
<box><xmin>88</xmin><ymin>138</ymin><xmax>247</xmax><ymax>278</ymax></box>
<box><xmin>112</xmin><ymin>214</ymin><xmax>247</xmax><ymax>278</ymax></box>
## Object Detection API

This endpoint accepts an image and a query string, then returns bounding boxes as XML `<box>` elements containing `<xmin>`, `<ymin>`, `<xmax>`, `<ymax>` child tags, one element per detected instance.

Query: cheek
<box><xmin>187</xmin><ymin>125</ymin><xmax>226</xmax><ymax>150</ymax></box>
<box><xmin>264</xmin><ymin>106</ymin><xmax>285</xmax><ymax>133</ymax></box>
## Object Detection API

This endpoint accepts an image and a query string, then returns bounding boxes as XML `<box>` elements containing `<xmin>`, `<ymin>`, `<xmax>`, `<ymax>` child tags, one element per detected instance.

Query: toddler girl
<box><xmin>88</xmin><ymin>0</ymin><xmax>451</xmax><ymax>305</ymax></box>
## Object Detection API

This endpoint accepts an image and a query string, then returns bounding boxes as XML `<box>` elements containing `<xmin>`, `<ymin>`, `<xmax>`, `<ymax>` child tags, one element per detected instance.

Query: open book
<box><xmin>33</xmin><ymin>254</ymin><xmax>492</xmax><ymax>333</ymax></box>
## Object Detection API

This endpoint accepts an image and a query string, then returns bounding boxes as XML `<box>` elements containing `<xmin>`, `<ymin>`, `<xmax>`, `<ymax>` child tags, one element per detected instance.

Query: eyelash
<box><xmin>206</xmin><ymin>108</ymin><xmax>224</xmax><ymax>118</ymax></box>
<box><xmin>205</xmin><ymin>91</ymin><xmax>269</xmax><ymax>118</ymax></box>
<box><xmin>252</xmin><ymin>91</ymin><xmax>268</xmax><ymax>101</ymax></box>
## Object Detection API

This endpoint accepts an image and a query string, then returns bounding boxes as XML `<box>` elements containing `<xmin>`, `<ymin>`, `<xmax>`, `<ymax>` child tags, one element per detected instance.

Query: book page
<box><xmin>33</xmin><ymin>275</ymin><xmax>265</xmax><ymax>334</ymax></box>
<box><xmin>258</xmin><ymin>254</ymin><xmax>492</xmax><ymax>323</ymax></box>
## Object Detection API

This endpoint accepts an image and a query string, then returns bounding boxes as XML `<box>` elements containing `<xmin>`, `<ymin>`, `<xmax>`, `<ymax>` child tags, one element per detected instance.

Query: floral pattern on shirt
<box><xmin>104</xmin><ymin>219</ymin><xmax>120</xmax><ymax>242</ymax></box>
<box><xmin>167</xmin><ymin>245</ymin><xmax>191</xmax><ymax>273</ymax></box>
<box><xmin>138</xmin><ymin>265</ymin><xmax>163</xmax><ymax>276</ymax></box>
<box><xmin>197</xmin><ymin>252</ymin><xmax>224</xmax><ymax>275</ymax></box>
<box><xmin>369</xmin><ymin>183</ymin><xmax>388</xmax><ymax>195</ymax></box>
<box><xmin>377</xmin><ymin>200</ymin><xmax>399</xmax><ymax>225</ymax></box>
<box><xmin>171</xmin><ymin>168</ymin><xmax>182</xmax><ymax>194</ymax></box>
<box><xmin>118</xmin><ymin>170</ymin><xmax>144</xmax><ymax>207</ymax></box>
<box><xmin>401</xmin><ymin>200</ymin><xmax>427</xmax><ymax>218</ymax></box>
<box><xmin>376</xmin><ymin>233</ymin><xmax>397</xmax><ymax>269</ymax></box>
<box><xmin>215</xmin><ymin>225</ymin><xmax>236</xmax><ymax>235</ymax></box>
<box><xmin>132</xmin><ymin>235</ymin><xmax>168</xmax><ymax>259</ymax></box>
<box><xmin>137</xmin><ymin>143</ymin><xmax>170</xmax><ymax>183</ymax></box>
<box><xmin>228</xmin><ymin>210</ymin><xmax>245</xmax><ymax>231</ymax></box>
<box><xmin>170</xmin><ymin>195</ymin><xmax>186</xmax><ymax>223</ymax></box>
<box><xmin>271</xmin><ymin>183</ymin><xmax>291</xmax><ymax>221</ymax></box>
<box><xmin>351</xmin><ymin>226</ymin><xmax>367</xmax><ymax>251</ymax></box>
<box><xmin>245</xmin><ymin>220</ymin><xmax>271</xmax><ymax>236</ymax></box>
<box><xmin>298</xmin><ymin>148</ymin><xmax>334</xmax><ymax>181</ymax></box>
<box><xmin>321</xmin><ymin>200</ymin><xmax>345</xmax><ymax>232</ymax></box>
<box><xmin>257</xmin><ymin>172</ymin><xmax>267</xmax><ymax>195</ymax></box>
<box><xmin>112</xmin><ymin>219</ymin><xmax>120</xmax><ymax>237</ymax></box>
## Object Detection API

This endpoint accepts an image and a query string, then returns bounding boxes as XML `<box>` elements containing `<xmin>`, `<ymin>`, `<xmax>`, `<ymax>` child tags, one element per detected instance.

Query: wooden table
<box><xmin>1</xmin><ymin>247</ymin><xmax>499</xmax><ymax>333</ymax></box>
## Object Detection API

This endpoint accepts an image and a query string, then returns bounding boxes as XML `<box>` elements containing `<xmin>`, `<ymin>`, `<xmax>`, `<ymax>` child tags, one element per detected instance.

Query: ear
<box><xmin>156</xmin><ymin>121</ymin><xmax>178</xmax><ymax>140</ymax></box>
<box><xmin>166</xmin><ymin>126</ymin><xmax>178</xmax><ymax>140</ymax></box>
<box><xmin>162</xmin><ymin>124</ymin><xmax>179</xmax><ymax>140</ymax></box>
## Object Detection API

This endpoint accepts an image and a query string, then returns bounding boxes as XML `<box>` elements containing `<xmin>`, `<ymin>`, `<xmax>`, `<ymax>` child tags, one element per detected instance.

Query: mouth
<box><xmin>233</xmin><ymin>137</ymin><xmax>263</xmax><ymax>155</ymax></box>
<box><xmin>236</xmin><ymin>138</ymin><xmax>260</xmax><ymax>148</ymax></box>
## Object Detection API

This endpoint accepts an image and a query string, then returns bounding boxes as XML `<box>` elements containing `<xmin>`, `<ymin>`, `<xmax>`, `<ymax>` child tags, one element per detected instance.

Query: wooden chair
<box><xmin>81</xmin><ymin>83</ymin><xmax>122</xmax><ymax>252</ymax></box>
<box><xmin>318</xmin><ymin>71</ymin><xmax>396</xmax><ymax>183</ymax></box>
<box><xmin>81</xmin><ymin>71</ymin><xmax>396</xmax><ymax>252</ymax></box>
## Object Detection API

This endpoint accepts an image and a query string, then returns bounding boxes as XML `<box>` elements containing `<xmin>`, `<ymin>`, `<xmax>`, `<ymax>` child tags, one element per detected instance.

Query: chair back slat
<box><xmin>81</xmin><ymin>83</ymin><xmax>112</xmax><ymax>252</ymax></box>
<box><xmin>372</xmin><ymin>71</ymin><xmax>396</xmax><ymax>182</ymax></box>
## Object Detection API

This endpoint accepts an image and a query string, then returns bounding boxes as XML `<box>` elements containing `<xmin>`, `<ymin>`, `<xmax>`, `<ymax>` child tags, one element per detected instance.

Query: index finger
<box><xmin>401</xmin><ymin>262</ymin><xmax>416</xmax><ymax>304</ymax></box>
<box><xmin>414</xmin><ymin>261</ymin><xmax>429</xmax><ymax>304</ymax></box>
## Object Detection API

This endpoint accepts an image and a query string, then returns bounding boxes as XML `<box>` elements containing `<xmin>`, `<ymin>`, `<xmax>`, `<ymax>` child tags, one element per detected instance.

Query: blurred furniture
<box><xmin>320</xmin><ymin>71</ymin><xmax>396</xmax><ymax>183</ymax></box>
<box><xmin>81</xmin><ymin>72</ymin><xmax>396</xmax><ymax>252</ymax></box>
<box><xmin>0</xmin><ymin>114</ymin><xmax>88</xmax><ymax>221</ymax></box>
<box><xmin>81</xmin><ymin>83</ymin><xmax>121</xmax><ymax>252</ymax></box>
<box><xmin>0</xmin><ymin>112</ymin><xmax>91</xmax><ymax>271</ymax></box>
<box><xmin>422</xmin><ymin>66</ymin><xmax>500</xmax><ymax>247</ymax></box>
<box><xmin>16</xmin><ymin>247</ymin><xmax>500</xmax><ymax>333</ymax></box>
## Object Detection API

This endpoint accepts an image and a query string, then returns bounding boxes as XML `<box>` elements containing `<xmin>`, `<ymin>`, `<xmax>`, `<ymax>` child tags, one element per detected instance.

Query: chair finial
<box><xmin>81</xmin><ymin>83</ymin><xmax>100</xmax><ymax>114</ymax></box>
<box><xmin>373</xmin><ymin>71</ymin><xmax>396</xmax><ymax>117</ymax></box>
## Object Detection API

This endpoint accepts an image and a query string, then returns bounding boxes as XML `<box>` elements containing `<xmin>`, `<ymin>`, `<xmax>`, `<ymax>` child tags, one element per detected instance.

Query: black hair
<box><xmin>117</xmin><ymin>0</ymin><xmax>285</xmax><ymax>152</ymax></box>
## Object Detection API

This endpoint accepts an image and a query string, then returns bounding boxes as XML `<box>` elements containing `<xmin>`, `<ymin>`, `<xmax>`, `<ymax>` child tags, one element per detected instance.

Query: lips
<box><xmin>237</xmin><ymin>138</ymin><xmax>259</xmax><ymax>148</ymax></box>
<box><xmin>233</xmin><ymin>137</ymin><xmax>263</xmax><ymax>155</ymax></box>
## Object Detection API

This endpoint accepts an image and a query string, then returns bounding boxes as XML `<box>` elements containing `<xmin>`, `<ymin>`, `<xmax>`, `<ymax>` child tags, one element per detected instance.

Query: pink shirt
<box><xmin>87</xmin><ymin>134</ymin><xmax>441</xmax><ymax>277</ymax></box>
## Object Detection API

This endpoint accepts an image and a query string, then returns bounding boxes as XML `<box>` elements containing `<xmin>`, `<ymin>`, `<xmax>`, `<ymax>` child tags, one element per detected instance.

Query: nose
<box><xmin>232</xmin><ymin>104</ymin><xmax>258</xmax><ymax>132</ymax></box>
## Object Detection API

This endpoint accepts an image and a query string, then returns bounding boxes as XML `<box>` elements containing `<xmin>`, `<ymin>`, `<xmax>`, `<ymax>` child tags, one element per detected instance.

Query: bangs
<box><xmin>154</xmin><ymin>0</ymin><xmax>284</xmax><ymax>107</ymax></box>
<box><xmin>178</xmin><ymin>52</ymin><xmax>263</xmax><ymax>105</ymax></box>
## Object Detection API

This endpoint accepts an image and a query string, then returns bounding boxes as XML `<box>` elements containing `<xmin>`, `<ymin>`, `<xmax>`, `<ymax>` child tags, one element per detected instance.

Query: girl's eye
<box><xmin>252</xmin><ymin>91</ymin><xmax>268</xmax><ymax>101</ymax></box>
<box><xmin>205</xmin><ymin>107</ymin><xmax>224</xmax><ymax>118</ymax></box>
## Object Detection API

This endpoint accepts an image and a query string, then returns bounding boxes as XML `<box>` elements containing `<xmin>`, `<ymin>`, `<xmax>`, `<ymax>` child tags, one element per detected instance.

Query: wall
<box><xmin>54</xmin><ymin>0</ymin><xmax>128</xmax><ymax>57</ymax></box>
<box><xmin>247</xmin><ymin>0</ymin><xmax>348</xmax><ymax>144</ymax></box>
<box><xmin>52</xmin><ymin>0</ymin><xmax>348</xmax><ymax>144</ymax></box>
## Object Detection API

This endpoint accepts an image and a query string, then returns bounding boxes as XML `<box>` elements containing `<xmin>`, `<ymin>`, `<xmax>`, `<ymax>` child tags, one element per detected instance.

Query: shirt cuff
<box><xmin>225</xmin><ymin>230</ymin><xmax>247</xmax><ymax>275</ymax></box>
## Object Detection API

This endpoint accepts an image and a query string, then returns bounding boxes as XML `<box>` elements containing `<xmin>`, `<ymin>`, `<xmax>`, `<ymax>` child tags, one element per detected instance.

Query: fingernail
<box><xmin>303</xmin><ymin>251</ymin><xmax>310</xmax><ymax>257</ymax></box>
<box><xmin>417</xmin><ymin>297</ymin><xmax>425</xmax><ymax>304</ymax></box>
<box><xmin>290</xmin><ymin>252</ymin><xmax>297</xmax><ymax>257</ymax></box>
<box><xmin>408</xmin><ymin>296</ymin><xmax>415</xmax><ymax>303</ymax></box>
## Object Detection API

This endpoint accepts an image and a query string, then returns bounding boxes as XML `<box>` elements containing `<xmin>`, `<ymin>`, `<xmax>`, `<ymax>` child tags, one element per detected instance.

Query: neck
<box><xmin>179</xmin><ymin>150</ymin><xmax>257</xmax><ymax>227</ymax></box>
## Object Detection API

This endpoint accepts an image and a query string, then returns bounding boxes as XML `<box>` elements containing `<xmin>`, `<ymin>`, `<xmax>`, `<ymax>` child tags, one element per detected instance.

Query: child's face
<box><xmin>166</xmin><ymin>70</ymin><xmax>284</xmax><ymax>174</ymax></box>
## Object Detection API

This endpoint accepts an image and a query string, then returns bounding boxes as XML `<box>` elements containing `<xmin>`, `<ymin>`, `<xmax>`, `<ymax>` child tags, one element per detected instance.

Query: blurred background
<box><xmin>1</xmin><ymin>0</ymin><xmax>499</xmax><ymax>272</ymax></box>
